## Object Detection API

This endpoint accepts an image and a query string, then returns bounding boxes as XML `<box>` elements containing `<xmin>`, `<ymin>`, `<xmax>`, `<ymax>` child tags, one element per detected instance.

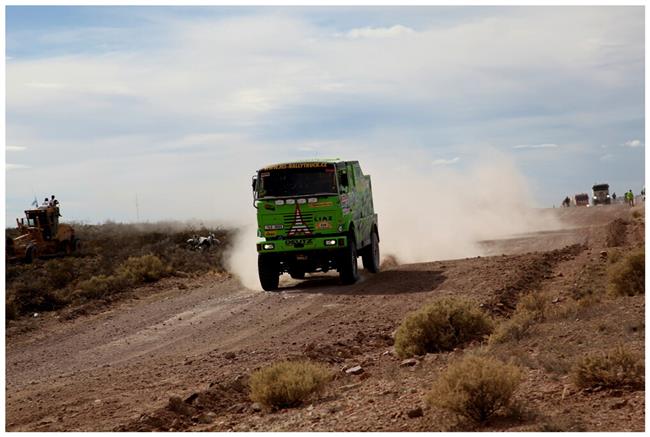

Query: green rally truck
<box><xmin>252</xmin><ymin>159</ymin><xmax>380</xmax><ymax>291</ymax></box>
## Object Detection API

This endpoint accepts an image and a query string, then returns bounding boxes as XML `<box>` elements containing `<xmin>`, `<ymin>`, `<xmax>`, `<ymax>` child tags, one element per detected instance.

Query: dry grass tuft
<box><xmin>117</xmin><ymin>254</ymin><xmax>172</xmax><ymax>283</ymax></box>
<box><xmin>249</xmin><ymin>360</ymin><xmax>332</xmax><ymax>409</ymax></box>
<box><xmin>394</xmin><ymin>298</ymin><xmax>493</xmax><ymax>358</ymax></box>
<box><xmin>426</xmin><ymin>355</ymin><xmax>522</xmax><ymax>423</ymax></box>
<box><xmin>571</xmin><ymin>346</ymin><xmax>644</xmax><ymax>390</ymax></box>
<box><xmin>608</xmin><ymin>247</ymin><xmax>644</xmax><ymax>296</ymax></box>
<box><xmin>488</xmin><ymin>292</ymin><xmax>550</xmax><ymax>345</ymax></box>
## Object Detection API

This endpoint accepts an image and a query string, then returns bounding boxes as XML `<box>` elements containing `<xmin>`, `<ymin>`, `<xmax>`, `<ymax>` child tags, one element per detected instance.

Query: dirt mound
<box><xmin>484</xmin><ymin>243</ymin><xmax>585</xmax><ymax>317</ymax></box>
<box><xmin>606</xmin><ymin>218</ymin><xmax>629</xmax><ymax>248</ymax></box>
<box><xmin>302</xmin><ymin>330</ymin><xmax>394</xmax><ymax>364</ymax></box>
<box><xmin>117</xmin><ymin>376</ymin><xmax>249</xmax><ymax>431</ymax></box>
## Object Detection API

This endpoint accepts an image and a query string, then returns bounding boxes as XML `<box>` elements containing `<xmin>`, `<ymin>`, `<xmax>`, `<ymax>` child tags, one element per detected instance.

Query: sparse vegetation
<box><xmin>6</xmin><ymin>222</ymin><xmax>230</xmax><ymax>320</ymax></box>
<box><xmin>607</xmin><ymin>247</ymin><xmax>644</xmax><ymax>296</ymax></box>
<box><xmin>394</xmin><ymin>297</ymin><xmax>493</xmax><ymax>358</ymax></box>
<box><xmin>489</xmin><ymin>292</ymin><xmax>550</xmax><ymax>345</ymax></box>
<box><xmin>426</xmin><ymin>355</ymin><xmax>522</xmax><ymax>423</ymax></box>
<box><xmin>249</xmin><ymin>360</ymin><xmax>332</xmax><ymax>409</ymax></box>
<box><xmin>571</xmin><ymin>346</ymin><xmax>644</xmax><ymax>390</ymax></box>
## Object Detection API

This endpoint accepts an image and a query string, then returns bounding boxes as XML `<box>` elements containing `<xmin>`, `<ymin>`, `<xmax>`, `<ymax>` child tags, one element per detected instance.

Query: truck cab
<box><xmin>252</xmin><ymin>159</ymin><xmax>379</xmax><ymax>291</ymax></box>
<box><xmin>592</xmin><ymin>183</ymin><xmax>611</xmax><ymax>205</ymax></box>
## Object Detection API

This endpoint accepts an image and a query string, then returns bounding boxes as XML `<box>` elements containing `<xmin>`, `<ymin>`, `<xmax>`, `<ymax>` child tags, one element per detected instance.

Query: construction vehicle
<box><xmin>251</xmin><ymin>159</ymin><xmax>379</xmax><ymax>291</ymax></box>
<box><xmin>592</xmin><ymin>183</ymin><xmax>611</xmax><ymax>205</ymax></box>
<box><xmin>6</xmin><ymin>205</ymin><xmax>79</xmax><ymax>263</ymax></box>
<box><xmin>574</xmin><ymin>193</ymin><xmax>590</xmax><ymax>207</ymax></box>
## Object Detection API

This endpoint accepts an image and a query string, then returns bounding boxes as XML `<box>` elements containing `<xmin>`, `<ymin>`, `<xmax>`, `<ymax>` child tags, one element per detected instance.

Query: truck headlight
<box><xmin>263</xmin><ymin>243</ymin><xmax>275</xmax><ymax>250</ymax></box>
<box><xmin>324</xmin><ymin>239</ymin><xmax>337</xmax><ymax>246</ymax></box>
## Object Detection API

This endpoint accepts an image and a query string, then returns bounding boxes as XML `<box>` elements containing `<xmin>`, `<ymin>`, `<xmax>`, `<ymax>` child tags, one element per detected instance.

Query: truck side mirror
<box><xmin>251</xmin><ymin>176</ymin><xmax>257</xmax><ymax>191</ymax></box>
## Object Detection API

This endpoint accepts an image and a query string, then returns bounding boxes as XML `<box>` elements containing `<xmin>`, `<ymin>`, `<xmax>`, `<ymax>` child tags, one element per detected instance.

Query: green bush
<box><xmin>117</xmin><ymin>254</ymin><xmax>171</xmax><ymax>283</ymax></box>
<box><xmin>572</xmin><ymin>346</ymin><xmax>644</xmax><ymax>390</ymax></box>
<box><xmin>394</xmin><ymin>297</ymin><xmax>493</xmax><ymax>358</ymax></box>
<box><xmin>608</xmin><ymin>248</ymin><xmax>644</xmax><ymax>296</ymax></box>
<box><xmin>426</xmin><ymin>355</ymin><xmax>522</xmax><ymax>423</ymax></box>
<box><xmin>74</xmin><ymin>274</ymin><xmax>132</xmax><ymax>300</ymax></box>
<box><xmin>249</xmin><ymin>361</ymin><xmax>331</xmax><ymax>409</ymax></box>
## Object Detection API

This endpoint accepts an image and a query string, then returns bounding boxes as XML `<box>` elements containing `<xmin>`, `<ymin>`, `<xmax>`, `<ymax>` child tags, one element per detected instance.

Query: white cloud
<box><xmin>344</xmin><ymin>25</ymin><xmax>415</xmax><ymax>39</ymax></box>
<box><xmin>513</xmin><ymin>143</ymin><xmax>559</xmax><ymax>149</ymax></box>
<box><xmin>7</xmin><ymin>163</ymin><xmax>30</xmax><ymax>170</ymax></box>
<box><xmin>6</xmin><ymin>145</ymin><xmax>27</xmax><ymax>152</ymax></box>
<box><xmin>432</xmin><ymin>157</ymin><xmax>460</xmax><ymax>165</ymax></box>
<box><xmin>600</xmin><ymin>153</ymin><xmax>614</xmax><ymax>161</ymax></box>
<box><xmin>623</xmin><ymin>139</ymin><xmax>643</xmax><ymax>147</ymax></box>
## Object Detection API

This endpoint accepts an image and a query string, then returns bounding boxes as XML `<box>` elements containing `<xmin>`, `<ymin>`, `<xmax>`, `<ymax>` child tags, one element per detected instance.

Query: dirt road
<box><xmin>5</xmin><ymin>204</ymin><xmax>645</xmax><ymax>431</ymax></box>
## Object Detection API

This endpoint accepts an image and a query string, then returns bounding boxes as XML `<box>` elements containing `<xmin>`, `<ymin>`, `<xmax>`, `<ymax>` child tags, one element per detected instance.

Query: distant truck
<box><xmin>6</xmin><ymin>205</ymin><xmax>79</xmax><ymax>263</ymax></box>
<box><xmin>574</xmin><ymin>193</ymin><xmax>590</xmax><ymax>207</ymax></box>
<box><xmin>252</xmin><ymin>159</ymin><xmax>380</xmax><ymax>291</ymax></box>
<box><xmin>592</xmin><ymin>183</ymin><xmax>611</xmax><ymax>205</ymax></box>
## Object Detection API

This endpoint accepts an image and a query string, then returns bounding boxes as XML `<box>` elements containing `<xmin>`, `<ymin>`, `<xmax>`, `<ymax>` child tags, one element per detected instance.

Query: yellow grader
<box><xmin>6</xmin><ymin>206</ymin><xmax>79</xmax><ymax>263</ymax></box>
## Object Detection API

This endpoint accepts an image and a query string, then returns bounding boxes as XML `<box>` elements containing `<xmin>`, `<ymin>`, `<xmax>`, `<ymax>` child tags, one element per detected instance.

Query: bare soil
<box><xmin>5</xmin><ymin>204</ymin><xmax>645</xmax><ymax>432</ymax></box>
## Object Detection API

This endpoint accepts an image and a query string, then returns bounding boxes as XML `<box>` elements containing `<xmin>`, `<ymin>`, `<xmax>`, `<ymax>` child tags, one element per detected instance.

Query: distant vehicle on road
<box><xmin>574</xmin><ymin>193</ymin><xmax>590</xmax><ymax>207</ymax></box>
<box><xmin>592</xmin><ymin>183</ymin><xmax>611</xmax><ymax>205</ymax></box>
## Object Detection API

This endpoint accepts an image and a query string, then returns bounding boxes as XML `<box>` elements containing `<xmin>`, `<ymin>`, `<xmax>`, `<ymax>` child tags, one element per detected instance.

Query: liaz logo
<box><xmin>314</xmin><ymin>215</ymin><xmax>333</xmax><ymax>230</ymax></box>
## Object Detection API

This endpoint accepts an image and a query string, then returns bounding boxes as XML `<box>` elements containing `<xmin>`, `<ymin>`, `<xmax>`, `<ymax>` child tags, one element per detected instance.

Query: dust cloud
<box><xmin>224</xmin><ymin>223</ymin><xmax>263</xmax><ymax>291</ymax></box>
<box><xmin>224</xmin><ymin>150</ymin><xmax>562</xmax><ymax>290</ymax></box>
<box><xmin>368</xmin><ymin>152</ymin><xmax>562</xmax><ymax>264</ymax></box>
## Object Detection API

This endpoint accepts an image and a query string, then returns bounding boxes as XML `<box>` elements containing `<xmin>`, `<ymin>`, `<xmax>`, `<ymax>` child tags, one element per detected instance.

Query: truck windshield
<box><xmin>593</xmin><ymin>185</ymin><xmax>609</xmax><ymax>191</ymax></box>
<box><xmin>258</xmin><ymin>167</ymin><xmax>337</xmax><ymax>198</ymax></box>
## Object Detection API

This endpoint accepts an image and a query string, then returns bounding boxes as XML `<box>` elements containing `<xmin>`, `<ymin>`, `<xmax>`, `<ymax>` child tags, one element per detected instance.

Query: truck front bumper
<box><xmin>257</xmin><ymin>235</ymin><xmax>348</xmax><ymax>253</ymax></box>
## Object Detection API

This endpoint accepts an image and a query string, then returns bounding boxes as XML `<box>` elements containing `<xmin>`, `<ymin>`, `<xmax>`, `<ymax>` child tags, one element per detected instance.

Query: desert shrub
<box><xmin>395</xmin><ymin>298</ymin><xmax>493</xmax><ymax>358</ymax></box>
<box><xmin>571</xmin><ymin>346</ymin><xmax>644</xmax><ymax>390</ymax></box>
<box><xmin>516</xmin><ymin>292</ymin><xmax>550</xmax><ymax>319</ymax></box>
<box><xmin>116</xmin><ymin>254</ymin><xmax>171</xmax><ymax>283</ymax></box>
<box><xmin>74</xmin><ymin>274</ymin><xmax>132</xmax><ymax>300</ymax></box>
<box><xmin>488</xmin><ymin>310</ymin><xmax>535</xmax><ymax>345</ymax></box>
<box><xmin>249</xmin><ymin>360</ymin><xmax>331</xmax><ymax>409</ymax></box>
<box><xmin>608</xmin><ymin>247</ymin><xmax>644</xmax><ymax>296</ymax></box>
<box><xmin>426</xmin><ymin>355</ymin><xmax>522</xmax><ymax>423</ymax></box>
<box><xmin>489</xmin><ymin>292</ymin><xmax>552</xmax><ymax>345</ymax></box>
<box><xmin>45</xmin><ymin>258</ymin><xmax>77</xmax><ymax>289</ymax></box>
<box><xmin>607</xmin><ymin>249</ymin><xmax>623</xmax><ymax>264</ymax></box>
<box><xmin>6</xmin><ymin>296</ymin><xmax>18</xmax><ymax>321</ymax></box>
<box><xmin>9</xmin><ymin>276</ymin><xmax>70</xmax><ymax>313</ymax></box>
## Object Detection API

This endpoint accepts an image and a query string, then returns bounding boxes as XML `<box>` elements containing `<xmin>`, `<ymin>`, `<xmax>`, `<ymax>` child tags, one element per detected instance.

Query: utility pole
<box><xmin>135</xmin><ymin>194</ymin><xmax>140</xmax><ymax>222</ymax></box>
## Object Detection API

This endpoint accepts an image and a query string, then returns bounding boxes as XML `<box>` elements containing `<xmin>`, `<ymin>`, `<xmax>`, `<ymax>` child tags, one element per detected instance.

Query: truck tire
<box><xmin>258</xmin><ymin>254</ymin><xmax>280</xmax><ymax>291</ymax></box>
<box><xmin>362</xmin><ymin>229</ymin><xmax>380</xmax><ymax>273</ymax></box>
<box><xmin>339</xmin><ymin>235</ymin><xmax>359</xmax><ymax>285</ymax></box>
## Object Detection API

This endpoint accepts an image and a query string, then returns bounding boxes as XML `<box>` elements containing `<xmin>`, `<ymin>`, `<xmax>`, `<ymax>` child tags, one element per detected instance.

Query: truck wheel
<box><xmin>258</xmin><ymin>254</ymin><xmax>280</xmax><ymax>291</ymax></box>
<box><xmin>362</xmin><ymin>229</ymin><xmax>380</xmax><ymax>273</ymax></box>
<box><xmin>339</xmin><ymin>236</ymin><xmax>359</xmax><ymax>285</ymax></box>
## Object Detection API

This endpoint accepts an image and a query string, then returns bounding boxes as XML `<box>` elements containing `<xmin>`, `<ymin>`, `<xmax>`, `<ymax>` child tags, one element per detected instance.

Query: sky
<box><xmin>5</xmin><ymin>6</ymin><xmax>645</xmax><ymax>225</ymax></box>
